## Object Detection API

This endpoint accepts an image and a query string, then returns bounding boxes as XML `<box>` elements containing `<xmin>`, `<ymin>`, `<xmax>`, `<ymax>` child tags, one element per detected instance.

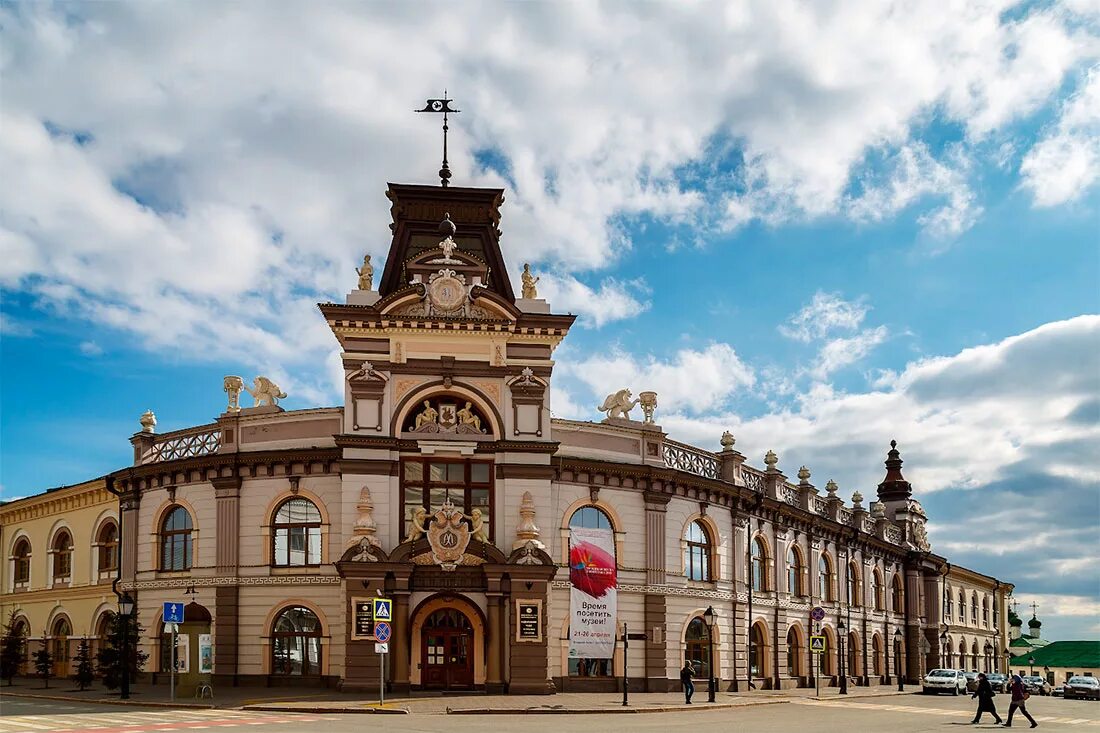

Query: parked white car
<box><xmin>923</xmin><ymin>668</ymin><xmax>967</xmax><ymax>695</ymax></box>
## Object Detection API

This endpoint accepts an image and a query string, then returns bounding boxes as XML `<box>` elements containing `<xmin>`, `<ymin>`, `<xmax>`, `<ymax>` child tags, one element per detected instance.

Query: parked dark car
<box><xmin>1064</xmin><ymin>676</ymin><xmax>1100</xmax><ymax>701</ymax></box>
<box><xmin>1023</xmin><ymin>675</ymin><xmax>1052</xmax><ymax>695</ymax></box>
<box><xmin>987</xmin><ymin>673</ymin><xmax>1008</xmax><ymax>693</ymax></box>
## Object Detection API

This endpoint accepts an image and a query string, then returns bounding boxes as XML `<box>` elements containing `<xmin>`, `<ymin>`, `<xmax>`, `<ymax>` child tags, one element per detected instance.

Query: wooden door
<box><xmin>421</xmin><ymin>609</ymin><xmax>474</xmax><ymax>689</ymax></box>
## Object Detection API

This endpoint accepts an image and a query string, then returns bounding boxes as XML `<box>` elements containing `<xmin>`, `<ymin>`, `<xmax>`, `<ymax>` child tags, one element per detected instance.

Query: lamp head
<box><xmin>703</xmin><ymin>605</ymin><xmax>715</xmax><ymax>627</ymax></box>
<box><xmin>118</xmin><ymin>593</ymin><xmax>135</xmax><ymax>617</ymax></box>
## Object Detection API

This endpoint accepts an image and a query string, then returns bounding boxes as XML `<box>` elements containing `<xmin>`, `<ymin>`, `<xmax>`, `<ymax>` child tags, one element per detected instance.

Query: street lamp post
<box><xmin>1028</xmin><ymin>656</ymin><xmax>1035</xmax><ymax>677</ymax></box>
<box><xmin>894</xmin><ymin>628</ymin><xmax>904</xmax><ymax>692</ymax></box>
<box><xmin>919</xmin><ymin>637</ymin><xmax>931</xmax><ymax>680</ymax></box>
<box><xmin>984</xmin><ymin>642</ymin><xmax>993</xmax><ymax>674</ymax></box>
<box><xmin>703</xmin><ymin>606</ymin><xmax>717</xmax><ymax>703</ymax></box>
<box><xmin>940</xmin><ymin>630</ymin><xmax>949</xmax><ymax>669</ymax></box>
<box><xmin>838</xmin><ymin>619</ymin><xmax>847</xmax><ymax>695</ymax></box>
<box><xmin>1003</xmin><ymin>650</ymin><xmax>1011</xmax><ymax>676</ymax></box>
<box><xmin>1044</xmin><ymin>665</ymin><xmax>1050</xmax><ymax>685</ymax></box>
<box><xmin>118</xmin><ymin>593</ymin><xmax>134</xmax><ymax>701</ymax></box>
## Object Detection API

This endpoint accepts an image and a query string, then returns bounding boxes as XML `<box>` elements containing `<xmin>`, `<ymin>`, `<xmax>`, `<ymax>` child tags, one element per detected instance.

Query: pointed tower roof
<box><xmin>877</xmin><ymin>439</ymin><xmax>913</xmax><ymax>503</ymax></box>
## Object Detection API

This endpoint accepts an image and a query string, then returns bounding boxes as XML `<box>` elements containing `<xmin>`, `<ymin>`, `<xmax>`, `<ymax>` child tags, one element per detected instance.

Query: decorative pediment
<box><xmin>508</xmin><ymin>540</ymin><xmax>555</xmax><ymax>566</ymax></box>
<box><xmin>339</xmin><ymin>536</ymin><xmax>387</xmax><ymax>563</ymax></box>
<box><xmin>405</xmin><ymin>396</ymin><xmax>490</xmax><ymax>435</ymax></box>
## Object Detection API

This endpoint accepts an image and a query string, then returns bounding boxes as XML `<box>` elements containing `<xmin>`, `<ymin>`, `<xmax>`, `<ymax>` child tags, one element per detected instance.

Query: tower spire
<box><xmin>417</xmin><ymin>92</ymin><xmax>460</xmax><ymax>187</ymax></box>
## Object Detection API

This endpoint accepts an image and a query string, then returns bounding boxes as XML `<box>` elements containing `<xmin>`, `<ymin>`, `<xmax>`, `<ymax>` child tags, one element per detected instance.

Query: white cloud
<box><xmin>0</xmin><ymin>2</ymin><xmax>1095</xmax><ymax>389</ymax></box>
<box><xmin>1020</xmin><ymin>66</ymin><xmax>1100</xmax><ymax>206</ymax></box>
<box><xmin>780</xmin><ymin>291</ymin><xmax>889</xmax><ymax>379</ymax></box>
<box><xmin>535</xmin><ymin>274</ymin><xmax>650</xmax><ymax>328</ymax></box>
<box><xmin>78</xmin><ymin>340</ymin><xmax>103</xmax><ymax>356</ymax></box>
<box><xmin>780</xmin><ymin>291</ymin><xmax>872</xmax><ymax>343</ymax></box>
<box><xmin>566</xmin><ymin>342</ymin><xmax>755</xmax><ymax>415</ymax></box>
<box><xmin>657</xmin><ymin>315</ymin><xmax>1100</xmax><ymax>494</ymax></box>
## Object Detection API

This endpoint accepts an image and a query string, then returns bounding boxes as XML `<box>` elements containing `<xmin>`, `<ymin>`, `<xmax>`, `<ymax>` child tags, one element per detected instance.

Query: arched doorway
<box><xmin>421</xmin><ymin>608</ymin><xmax>474</xmax><ymax>690</ymax></box>
<box><xmin>685</xmin><ymin>616</ymin><xmax>711</xmax><ymax>679</ymax></box>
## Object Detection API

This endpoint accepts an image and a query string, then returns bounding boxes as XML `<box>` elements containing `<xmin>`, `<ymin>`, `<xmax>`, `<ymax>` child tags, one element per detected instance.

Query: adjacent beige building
<box><xmin>0</xmin><ymin>478</ymin><xmax>119</xmax><ymax>677</ymax></box>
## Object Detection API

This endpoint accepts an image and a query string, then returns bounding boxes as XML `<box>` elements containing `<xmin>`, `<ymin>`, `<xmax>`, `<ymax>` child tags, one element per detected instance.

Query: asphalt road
<box><xmin>1</xmin><ymin>693</ymin><xmax>1098</xmax><ymax>732</ymax></box>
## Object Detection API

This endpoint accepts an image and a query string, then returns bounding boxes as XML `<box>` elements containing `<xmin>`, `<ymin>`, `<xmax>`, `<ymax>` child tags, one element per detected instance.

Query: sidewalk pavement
<box><xmin>0</xmin><ymin>679</ymin><xmax>916</xmax><ymax>715</ymax></box>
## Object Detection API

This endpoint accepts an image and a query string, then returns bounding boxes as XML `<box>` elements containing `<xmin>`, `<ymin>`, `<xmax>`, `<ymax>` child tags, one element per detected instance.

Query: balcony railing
<box><xmin>140</xmin><ymin>426</ymin><xmax>221</xmax><ymax>464</ymax></box>
<box><xmin>741</xmin><ymin>466</ymin><xmax>765</xmax><ymax>492</ymax></box>
<box><xmin>661</xmin><ymin>440</ymin><xmax>719</xmax><ymax>480</ymax></box>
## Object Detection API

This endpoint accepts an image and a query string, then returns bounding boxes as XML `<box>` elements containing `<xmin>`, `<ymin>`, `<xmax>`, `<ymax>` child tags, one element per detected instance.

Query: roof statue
<box><xmin>223</xmin><ymin>376</ymin><xmax>244</xmax><ymax>413</ymax></box>
<box><xmin>521</xmin><ymin>263</ymin><xmax>539</xmax><ymax>299</ymax></box>
<box><xmin>598</xmin><ymin>388</ymin><xmax>639</xmax><ymax>420</ymax></box>
<box><xmin>243</xmin><ymin>376</ymin><xmax>287</xmax><ymax>407</ymax></box>
<box><xmin>140</xmin><ymin>409</ymin><xmax>157</xmax><ymax>433</ymax></box>
<box><xmin>355</xmin><ymin>254</ymin><xmax>373</xmax><ymax>290</ymax></box>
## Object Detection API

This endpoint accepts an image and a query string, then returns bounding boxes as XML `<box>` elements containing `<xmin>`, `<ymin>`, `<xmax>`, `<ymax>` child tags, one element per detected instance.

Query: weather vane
<box><xmin>417</xmin><ymin>92</ymin><xmax>460</xmax><ymax>187</ymax></box>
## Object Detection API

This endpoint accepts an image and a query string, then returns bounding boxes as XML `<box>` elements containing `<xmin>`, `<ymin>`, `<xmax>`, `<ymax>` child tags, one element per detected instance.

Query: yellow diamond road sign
<box><xmin>810</xmin><ymin>635</ymin><xmax>827</xmax><ymax>652</ymax></box>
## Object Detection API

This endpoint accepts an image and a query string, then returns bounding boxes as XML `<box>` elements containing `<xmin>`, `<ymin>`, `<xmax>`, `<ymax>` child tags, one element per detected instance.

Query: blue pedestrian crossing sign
<box><xmin>372</xmin><ymin>598</ymin><xmax>392</xmax><ymax>622</ymax></box>
<box><xmin>810</xmin><ymin>635</ymin><xmax>827</xmax><ymax>653</ymax></box>
<box><xmin>163</xmin><ymin>602</ymin><xmax>185</xmax><ymax>624</ymax></box>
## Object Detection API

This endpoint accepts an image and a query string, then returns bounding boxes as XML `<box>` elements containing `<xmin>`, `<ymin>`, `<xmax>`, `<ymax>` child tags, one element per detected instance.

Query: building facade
<box><xmin>0</xmin><ymin>478</ymin><xmax>119</xmax><ymax>677</ymax></box>
<box><xmin>6</xmin><ymin>180</ymin><xmax>1014</xmax><ymax>693</ymax></box>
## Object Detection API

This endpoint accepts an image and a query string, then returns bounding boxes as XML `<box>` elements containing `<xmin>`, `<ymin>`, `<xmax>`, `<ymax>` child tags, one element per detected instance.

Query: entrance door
<box><xmin>421</xmin><ymin>609</ymin><xmax>474</xmax><ymax>689</ymax></box>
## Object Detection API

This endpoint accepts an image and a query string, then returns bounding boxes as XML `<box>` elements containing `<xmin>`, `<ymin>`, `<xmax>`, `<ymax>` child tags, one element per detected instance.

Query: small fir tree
<box><xmin>0</xmin><ymin>610</ymin><xmax>27</xmax><ymax>685</ymax></box>
<box><xmin>72</xmin><ymin>638</ymin><xmax>95</xmax><ymax>691</ymax></box>
<box><xmin>32</xmin><ymin>643</ymin><xmax>53</xmax><ymax>689</ymax></box>
<box><xmin>95</xmin><ymin>611</ymin><xmax>148</xmax><ymax>691</ymax></box>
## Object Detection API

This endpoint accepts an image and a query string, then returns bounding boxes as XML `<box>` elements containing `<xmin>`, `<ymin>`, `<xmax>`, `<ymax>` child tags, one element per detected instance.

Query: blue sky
<box><xmin>1</xmin><ymin>2</ymin><xmax>1098</xmax><ymax>639</ymax></box>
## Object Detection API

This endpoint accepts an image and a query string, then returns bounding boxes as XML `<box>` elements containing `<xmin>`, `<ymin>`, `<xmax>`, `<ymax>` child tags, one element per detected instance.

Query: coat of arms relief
<box><xmin>405</xmin><ymin>499</ymin><xmax>488</xmax><ymax>571</ymax></box>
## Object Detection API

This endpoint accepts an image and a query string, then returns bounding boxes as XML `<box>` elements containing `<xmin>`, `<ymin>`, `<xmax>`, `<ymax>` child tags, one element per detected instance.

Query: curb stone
<box><xmin>2</xmin><ymin>691</ymin><xmax>215</xmax><ymax>709</ymax></box>
<box><xmin>445</xmin><ymin>698</ymin><xmax>790</xmax><ymax>715</ymax></box>
<box><xmin>243</xmin><ymin>704</ymin><xmax>410</xmax><ymax>715</ymax></box>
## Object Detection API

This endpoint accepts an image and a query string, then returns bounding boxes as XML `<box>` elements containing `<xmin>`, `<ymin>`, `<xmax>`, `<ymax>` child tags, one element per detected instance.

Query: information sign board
<box><xmin>516</xmin><ymin>599</ymin><xmax>542</xmax><ymax>642</ymax></box>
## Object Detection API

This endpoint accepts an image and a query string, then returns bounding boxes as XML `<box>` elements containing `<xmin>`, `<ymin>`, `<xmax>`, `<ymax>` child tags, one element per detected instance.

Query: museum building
<box><xmin>4</xmin><ymin>179</ymin><xmax>1013</xmax><ymax>694</ymax></box>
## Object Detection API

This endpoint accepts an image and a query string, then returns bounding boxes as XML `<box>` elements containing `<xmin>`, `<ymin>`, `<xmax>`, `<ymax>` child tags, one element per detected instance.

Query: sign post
<box><xmin>373</xmin><ymin>599</ymin><xmax>392</xmax><ymax>707</ymax></box>
<box><xmin>163</xmin><ymin>602</ymin><xmax>185</xmax><ymax>703</ymax></box>
<box><xmin>810</xmin><ymin>606</ymin><xmax>826</xmax><ymax>698</ymax></box>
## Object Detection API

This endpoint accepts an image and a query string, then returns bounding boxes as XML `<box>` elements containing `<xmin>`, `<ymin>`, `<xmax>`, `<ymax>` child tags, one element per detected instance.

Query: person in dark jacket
<box><xmin>971</xmin><ymin>672</ymin><xmax>1003</xmax><ymax>725</ymax></box>
<box><xmin>1004</xmin><ymin>673</ymin><xmax>1038</xmax><ymax>728</ymax></box>
<box><xmin>680</xmin><ymin>661</ymin><xmax>695</xmax><ymax>704</ymax></box>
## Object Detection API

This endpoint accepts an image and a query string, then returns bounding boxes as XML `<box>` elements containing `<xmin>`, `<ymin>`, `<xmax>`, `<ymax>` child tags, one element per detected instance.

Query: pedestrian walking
<box><xmin>1004</xmin><ymin>673</ymin><xmax>1038</xmax><ymax>728</ymax></box>
<box><xmin>681</xmin><ymin>661</ymin><xmax>695</xmax><ymax>704</ymax></box>
<box><xmin>971</xmin><ymin>672</ymin><xmax>1003</xmax><ymax>725</ymax></box>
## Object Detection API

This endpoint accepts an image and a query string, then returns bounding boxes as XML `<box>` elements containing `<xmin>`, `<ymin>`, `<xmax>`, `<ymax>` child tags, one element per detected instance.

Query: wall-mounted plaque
<box><xmin>351</xmin><ymin>597</ymin><xmax>374</xmax><ymax>640</ymax></box>
<box><xmin>516</xmin><ymin>599</ymin><xmax>542</xmax><ymax>643</ymax></box>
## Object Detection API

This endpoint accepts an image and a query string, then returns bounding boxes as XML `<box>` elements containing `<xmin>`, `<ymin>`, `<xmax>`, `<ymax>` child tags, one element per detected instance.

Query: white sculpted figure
<box><xmin>406</xmin><ymin>506</ymin><xmax>428</xmax><ymax>543</ymax></box>
<box><xmin>223</xmin><ymin>375</ymin><xmax>244</xmax><ymax>412</ymax></box>
<box><xmin>243</xmin><ymin>376</ymin><xmax>287</xmax><ymax>407</ymax></box>
<box><xmin>456</xmin><ymin>401</ymin><xmax>482</xmax><ymax>432</ymax></box>
<box><xmin>521</xmin><ymin>263</ymin><xmax>539</xmax><ymax>299</ymax></box>
<box><xmin>469</xmin><ymin>508</ymin><xmax>488</xmax><ymax>543</ymax></box>
<box><xmin>355</xmin><ymin>254</ymin><xmax>374</xmax><ymax>290</ymax></box>
<box><xmin>597</xmin><ymin>388</ymin><xmax>640</xmax><ymax>419</ymax></box>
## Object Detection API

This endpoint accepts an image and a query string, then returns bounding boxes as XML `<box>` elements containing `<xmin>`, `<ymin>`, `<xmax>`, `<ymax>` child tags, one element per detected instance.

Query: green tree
<box><xmin>0</xmin><ymin>610</ymin><xmax>27</xmax><ymax>685</ymax></box>
<box><xmin>95</xmin><ymin>611</ymin><xmax>148</xmax><ymax>691</ymax></box>
<box><xmin>72</xmin><ymin>638</ymin><xmax>95</xmax><ymax>691</ymax></box>
<box><xmin>32</xmin><ymin>643</ymin><xmax>53</xmax><ymax>688</ymax></box>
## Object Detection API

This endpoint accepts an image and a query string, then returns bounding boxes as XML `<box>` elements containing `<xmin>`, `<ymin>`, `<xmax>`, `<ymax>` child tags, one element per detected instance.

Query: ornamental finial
<box><xmin>797</xmin><ymin>465</ymin><xmax>811</xmax><ymax>482</ymax></box>
<box><xmin>720</xmin><ymin>431</ymin><xmax>736</xmax><ymax>451</ymax></box>
<box><xmin>764</xmin><ymin>449</ymin><xmax>778</xmax><ymax>469</ymax></box>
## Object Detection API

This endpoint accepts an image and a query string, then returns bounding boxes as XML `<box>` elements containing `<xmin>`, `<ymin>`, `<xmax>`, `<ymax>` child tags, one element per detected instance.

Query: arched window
<box><xmin>160</xmin><ymin>506</ymin><xmax>193</xmax><ymax>571</ymax></box>
<box><xmin>97</xmin><ymin>522</ymin><xmax>119</xmax><ymax>573</ymax></box>
<box><xmin>820</xmin><ymin>628</ymin><xmax>837</xmax><ymax>676</ymax></box>
<box><xmin>819</xmin><ymin>554</ymin><xmax>833</xmax><ymax>601</ymax></box>
<box><xmin>786</xmin><ymin>626</ymin><xmax>802</xmax><ymax>677</ymax></box>
<box><xmin>685</xmin><ymin>617</ymin><xmax>711</xmax><ymax>679</ymax></box>
<box><xmin>892</xmin><ymin>574</ymin><xmax>904</xmax><ymax>613</ymax></box>
<box><xmin>971</xmin><ymin>641</ymin><xmax>979</xmax><ymax>671</ymax></box>
<box><xmin>569</xmin><ymin>506</ymin><xmax>612</xmax><ymax>531</ymax></box>
<box><xmin>52</xmin><ymin>530</ymin><xmax>73</xmax><ymax>582</ymax></box>
<box><xmin>750</xmin><ymin>538</ymin><xmax>767</xmax><ymax>592</ymax></box>
<box><xmin>872</xmin><ymin>635</ymin><xmax>883</xmax><ymax>676</ymax></box>
<box><xmin>946</xmin><ymin>586</ymin><xmax>954</xmax><ymax>619</ymax></box>
<box><xmin>12</xmin><ymin>539</ymin><xmax>31</xmax><ymax>588</ymax></box>
<box><xmin>567</xmin><ymin>505</ymin><xmax>615</xmax><ymax>677</ymax></box>
<box><xmin>957</xmin><ymin>590</ymin><xmax>965</xmax><ymax>622</ymax></box>
<box><xmin>750</xmin><ymin>622</ymin><xmax>766</xmax><ymax>678</ymax></box>
<box><xmin>272</xmin><ymin>498</ymin><xmax>322</xmax><ymax>566</ymax></box>
<box><xmin>970</xmin><ymin>593</ymin><xmax>978</xmax><ymax>625</ymax></box>
<box><xmin>271</xmin><ymin>606</ymin><xmax>322</xmax><ymax>676</ymax></box>
<box><xmin>11</xmin><ymin>617</ymin><xmax>29</xmax><ymax>672</ymax></box>
<box><xmin>846</xmin><ymin>562</ymin><xmax>861</xmax><ymax>607</ymax></box>
<box><xmin>787</xmin><ymin>547</ymin><xmax>804</xmax><ymax>597</ymax></box>
<box><xmin>684</xmin><ymin>521</ymin><xmax>712</xmax><ymax>581</ymax></box>
<box><xmin>872</xmin><ymin>568</ymin><xmax>884</xmax><ymax>611</ymax></box>
<box><xmin>982</xmin><ymin>597</ymin><xmax>989</xmax><ymax>627</ymax></box>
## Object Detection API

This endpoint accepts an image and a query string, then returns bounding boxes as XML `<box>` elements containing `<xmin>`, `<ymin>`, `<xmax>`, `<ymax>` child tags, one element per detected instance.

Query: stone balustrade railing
<box><xmin>661</xmin><ymin>439</ymin><xmax>719</xmax><ymax>479</ymax></box>
<box><xmin>140</xmin><ymin>425</ymin><xmax>221</xmax><ymax>464</ymax></box>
